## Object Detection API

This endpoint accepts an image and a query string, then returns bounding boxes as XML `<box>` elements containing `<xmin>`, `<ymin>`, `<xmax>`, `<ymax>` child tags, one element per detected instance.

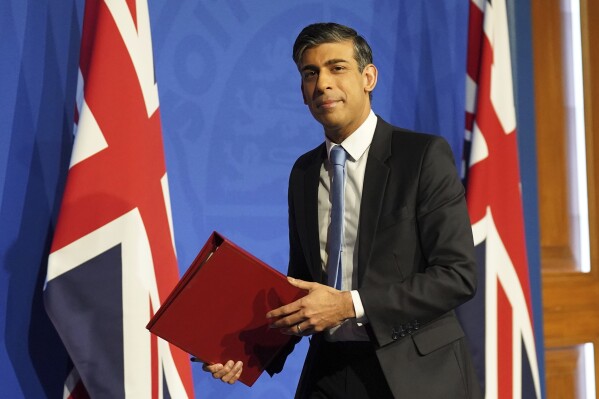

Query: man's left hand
<box><xmin>266</xmin><ymin>277</ymin><xmax>356</xmax><ymax>336</ymax></box>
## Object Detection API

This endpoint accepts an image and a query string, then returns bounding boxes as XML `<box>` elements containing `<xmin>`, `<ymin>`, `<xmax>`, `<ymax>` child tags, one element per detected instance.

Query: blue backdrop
<box><xmin>0</xmin><ymin>1</ymin><xmax>542</xmax><ymax>398</ymax></box>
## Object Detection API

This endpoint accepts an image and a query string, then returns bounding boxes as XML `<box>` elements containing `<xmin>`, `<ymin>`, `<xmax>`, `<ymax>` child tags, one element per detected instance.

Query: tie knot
<box><xmin>330</xmin><ymin>145</ymin><xmax>347</xmax><ymax>166</ymax></box>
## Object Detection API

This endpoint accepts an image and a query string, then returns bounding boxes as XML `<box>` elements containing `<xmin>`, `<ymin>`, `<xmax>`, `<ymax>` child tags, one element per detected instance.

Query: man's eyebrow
<box><xmin>300</xmin><ymin>58</ymin><xmax>351</xmax><ymax>71</ymax></box>
<box><xmin>301</xmin><ymin>64</ymin><xmax>318</xmax><ymax>72</ymax></box>
<box><xmin>324</xmin><ymin>58</ymin><xmax>350</xmax><ymax>66</ymax></box>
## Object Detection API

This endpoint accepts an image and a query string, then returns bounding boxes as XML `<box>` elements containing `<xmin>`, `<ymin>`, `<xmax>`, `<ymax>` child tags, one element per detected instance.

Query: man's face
<box><xmin>298</xmin><ymin>40</ymin><xmax>377</xmax><ymax>143</ymax></box>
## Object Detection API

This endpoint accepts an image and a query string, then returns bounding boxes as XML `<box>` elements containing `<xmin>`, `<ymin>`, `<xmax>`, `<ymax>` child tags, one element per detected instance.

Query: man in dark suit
<box><xmin>205</xmin><ymin>22</ymin><xmax>481</xmax><ymax>398</ymax></box>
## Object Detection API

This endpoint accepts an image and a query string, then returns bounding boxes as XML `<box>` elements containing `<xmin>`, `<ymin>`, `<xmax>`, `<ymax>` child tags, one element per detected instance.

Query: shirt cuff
<box><xmin>350</xmin><ymin>290</ymin><xmax>368</xmax><ymax>324</ymax></box>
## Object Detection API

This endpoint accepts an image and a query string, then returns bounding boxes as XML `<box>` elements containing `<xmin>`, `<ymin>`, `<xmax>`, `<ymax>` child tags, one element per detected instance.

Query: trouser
<box><xmin>307</xmin><ymin>341</ymin><xmax>394</xmax><ymax>399</ymax></box>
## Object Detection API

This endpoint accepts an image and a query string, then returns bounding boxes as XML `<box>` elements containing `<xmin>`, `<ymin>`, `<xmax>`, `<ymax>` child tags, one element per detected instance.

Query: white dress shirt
<box><xmin>319</xmin><ymin>110</ymin><xmax>377</xmax><ymax>341</ymax></box>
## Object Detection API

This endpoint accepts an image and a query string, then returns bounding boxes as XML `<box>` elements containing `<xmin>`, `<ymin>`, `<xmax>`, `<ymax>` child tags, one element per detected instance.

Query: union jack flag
<box><xmin>460</xmin><ymin>0</ymin><xmax>542</xmax><ymax>398</ymax></box>
<box><xmin>44</xmin><ymin>0</ymin><xmax>194</xmax><ymax>397</ymax></box>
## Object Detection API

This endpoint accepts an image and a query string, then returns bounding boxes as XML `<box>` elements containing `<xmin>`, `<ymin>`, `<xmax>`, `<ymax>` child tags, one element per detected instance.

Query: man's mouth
<box><xmin>317</xmin><ymin>99</ymin><xmax>339</xmax><ymax>110</ymax></box>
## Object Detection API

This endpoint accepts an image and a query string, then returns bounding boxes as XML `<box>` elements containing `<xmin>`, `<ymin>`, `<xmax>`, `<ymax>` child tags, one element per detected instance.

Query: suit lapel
<box><xmin>357</xmin><ymin>117</ymin><xmax>392</xmax><ymax>284</ymax></box>
<box><xmin>301</xmin><ymin>145</ymin><xmax>326</xmax><ymax>283</ymax></box>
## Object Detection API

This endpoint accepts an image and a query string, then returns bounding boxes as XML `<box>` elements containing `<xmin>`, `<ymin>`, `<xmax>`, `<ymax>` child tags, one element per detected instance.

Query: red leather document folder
<box><xmin>146</xmin><ymin>231</ymin><xmax>305</xmax><ymax>386</ymax></box>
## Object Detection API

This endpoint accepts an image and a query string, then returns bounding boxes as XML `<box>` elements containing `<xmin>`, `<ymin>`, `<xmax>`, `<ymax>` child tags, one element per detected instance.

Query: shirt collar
<box><xmin>325</xmin><ymin>110</ymin><xmax>377</xmax><ymax>162</ymax></box>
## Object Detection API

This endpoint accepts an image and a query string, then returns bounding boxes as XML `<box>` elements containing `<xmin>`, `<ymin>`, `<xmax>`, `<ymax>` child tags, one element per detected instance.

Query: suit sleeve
<box><xmin>358</xmin><ymin>136</ymin><xmax>477</xmax><ymax>348</ymax></box>
<box><xmin>265</xmin><ymin>165</ymin><xmax>305</xmax><ymax>375</ymax></box>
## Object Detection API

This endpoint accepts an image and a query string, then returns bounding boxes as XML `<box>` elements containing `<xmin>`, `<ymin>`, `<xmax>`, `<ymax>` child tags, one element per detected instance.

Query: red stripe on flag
<box><xmin>465</xmin><ymin>112</ymin><xmax>475</xmax><ymax>134</ymax></box>
<box><xmin>466</xmin><ymin>1</ymin><xmax>484</xmax><ymax>84</ymax></box>
<box><xmin>67</xmin><ymin>381</ymin><xmax>90</xmax><ymax>399</ymax></box>
<box><xmin>126</xmin><ymin>0</ymin><xmax>137</xmax><ymax>29</ymax></box>
<box><xmin>79</xmin><ymin>0</ymin><xmax>101</xmax><ymax>80</ymax></box>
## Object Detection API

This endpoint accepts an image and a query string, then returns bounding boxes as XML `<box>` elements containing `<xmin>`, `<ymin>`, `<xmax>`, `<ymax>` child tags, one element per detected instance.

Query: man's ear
<box><xmin>363</xmin><ymin>64</ymin><xmax>378</xmax><ymax>94</ymax></box>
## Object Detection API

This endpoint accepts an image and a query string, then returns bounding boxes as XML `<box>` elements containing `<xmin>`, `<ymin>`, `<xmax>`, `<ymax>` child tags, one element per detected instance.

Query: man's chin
<box><xmin>312</xmin><ymin>112</ymin><xmax>341</xmax><ymax>128</ymax></box>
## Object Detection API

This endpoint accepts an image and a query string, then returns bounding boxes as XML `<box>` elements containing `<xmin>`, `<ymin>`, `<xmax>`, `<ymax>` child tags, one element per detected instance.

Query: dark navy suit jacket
<box><xmin>269</xmin><ymin>117</ymin><xmax>481</xmax><ymax>398</ymax></box>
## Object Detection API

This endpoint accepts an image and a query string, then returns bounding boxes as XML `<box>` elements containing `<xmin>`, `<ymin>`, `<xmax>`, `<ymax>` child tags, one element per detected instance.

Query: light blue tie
<box><xmin>327</xmin><ymin>145</ymin><xmax>347</xmax><ymax>290</ymax></box>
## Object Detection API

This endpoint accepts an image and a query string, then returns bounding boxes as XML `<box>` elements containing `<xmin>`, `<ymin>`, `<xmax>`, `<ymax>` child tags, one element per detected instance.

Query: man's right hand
<box><xmin>201</xmin><ymin>360</ymin><xmax>243</xmax><ymax>384</ymax></box>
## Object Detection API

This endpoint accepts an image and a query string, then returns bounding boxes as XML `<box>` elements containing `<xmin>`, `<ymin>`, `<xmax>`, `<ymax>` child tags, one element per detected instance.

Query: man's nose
<box><xmin>315</xmin><ymin>71</ymin><xmax>332</xmax><ymax>92</ymax></box>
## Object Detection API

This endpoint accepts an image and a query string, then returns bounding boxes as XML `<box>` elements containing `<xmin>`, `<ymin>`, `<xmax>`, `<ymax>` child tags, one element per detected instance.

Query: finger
<box><xmin>269</xmin><ymin>312</ymin><xmax>305</xmax><ymax>329</ymax></box>
<box><xmin>230</xmin><ymin>365</ymin><xmax>243</xmax><ymax>384</ymax></box>
<box><xmin>202</xmin><ymin>363</ymin><xmax>223</xmax><ymax>373</ymax></box>
<box><xmin>281</xmin><ymin>323</ymin><xmax>301</xmax><ymax>336</ymax></box>
<box><xmin>294</xmin><ymin>323</ymin><xmax>305</xmax><ymax>336</ymax></box>
<box><xmin>287</xmin><ymin>277</ymin><xmax>317</xmax><ymax>290</ymax></box>
<box><xmin>222</xmin><ymin>361</ymin><xmax>243</xmax><ymax>384</ymax></box>
<box><xmin>213</xmin><ymin>360</ymin><xmax>235</xmax><ymax>379</ymax></box>
<box><xmin>282</xmin><ymin>323</ymin><xmax>314</xmax><ymax>336</ymax></box>
<box><xmin>266</xmin><ymin>300</ymin><xmax>301</xmax><ymax>319</ymax></box>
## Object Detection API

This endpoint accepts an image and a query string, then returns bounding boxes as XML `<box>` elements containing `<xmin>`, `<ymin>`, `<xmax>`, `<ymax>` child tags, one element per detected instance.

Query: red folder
<box><xmin>146</xmin><ymin>232</ymin><xmax>305</xmax><ymax>386</ymax></box>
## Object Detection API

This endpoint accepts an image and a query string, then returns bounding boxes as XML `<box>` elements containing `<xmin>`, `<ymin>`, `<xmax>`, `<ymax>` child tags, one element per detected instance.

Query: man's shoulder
<box><xmin>291</xmin><ymin>142</ymin><xmax>326</xmax><ymax>172</ymax></box>
<box><xmin>375</xmin><ymin>117</ymin><xmax>449</xmax><ymax>153</ymax></box>
<box><xmin>380</xmin><ymin>119</ymin><xmax>442</xmax><ymax>143</ymax></box>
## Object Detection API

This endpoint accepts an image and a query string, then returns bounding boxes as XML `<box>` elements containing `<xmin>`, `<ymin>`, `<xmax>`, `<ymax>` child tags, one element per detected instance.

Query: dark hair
<box><xmin>292</xmin><ymin>23</ymin><xmax>373</xmax><ymax>72</ymax></box>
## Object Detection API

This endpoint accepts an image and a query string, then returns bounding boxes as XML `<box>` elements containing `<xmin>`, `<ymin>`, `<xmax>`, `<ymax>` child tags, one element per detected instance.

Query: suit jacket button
<box><xmin>391</xmin><ymin>329</ymin><xmax>399</xmax><ymax>340</ymax></box>
<box><xmin>399</xmin><ymin>325</ymin><xmax>406</xmax><ymax>337</ymax></box>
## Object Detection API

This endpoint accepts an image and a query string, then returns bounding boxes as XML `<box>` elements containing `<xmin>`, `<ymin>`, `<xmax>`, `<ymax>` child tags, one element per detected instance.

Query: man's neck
<box><xmin>324</xmin><ymin>108</ymin><xmax>372</xmax><ymax>144</ymax></box>
<box><xmin>324</xmin><ymin>129</ymin><xmax>349</xmax><ymax>144</ymax></box>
